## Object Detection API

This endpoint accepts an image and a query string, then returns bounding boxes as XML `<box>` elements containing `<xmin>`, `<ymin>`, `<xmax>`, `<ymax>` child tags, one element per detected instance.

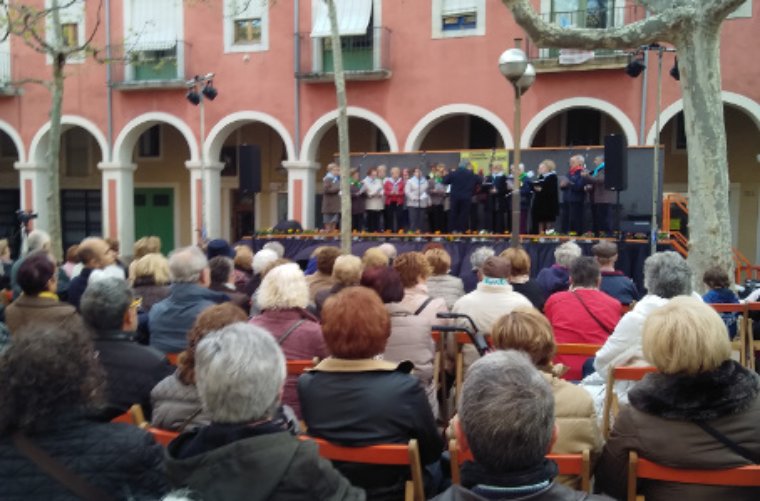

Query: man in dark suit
<box><xmin>444</xmin><ymin>161</ymin><xmax>479</xmax><ymax>233</ymax></box>
<box><xmin>485</xmin><ymin>163</ymin><xmax>509</xmax><ymax>234</ymax></box>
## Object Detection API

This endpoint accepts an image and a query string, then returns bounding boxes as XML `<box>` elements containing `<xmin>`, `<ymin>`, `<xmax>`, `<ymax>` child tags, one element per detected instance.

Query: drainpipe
<box><xmin>105</xmin><ymin>0</ymin><xmax>113</xmax><ymax>160</ymax></box>
<box><xmin>637</xmin><ymin>12</ymin><xmax>650</xmax><ymax>145</ymax></box>
<box><xmin>294</xmin><ymin>0</ymin><xmax>301</xmax><ymax>159</ymax></box>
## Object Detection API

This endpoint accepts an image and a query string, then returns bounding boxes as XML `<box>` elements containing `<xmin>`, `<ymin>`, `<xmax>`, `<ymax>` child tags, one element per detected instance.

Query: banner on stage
<box><xmin>459</xmin><ymin>149</ymin><xmax>510</xmax><ymax>175</ymax></box>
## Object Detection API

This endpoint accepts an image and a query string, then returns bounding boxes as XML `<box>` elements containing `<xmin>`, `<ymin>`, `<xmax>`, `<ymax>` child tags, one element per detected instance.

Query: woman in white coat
<box><xmin>363</xmin><ymin>166</ymin><xmax>385</xmax><ymax>232</ymax></box>
<box><xmin>405</xmin><ymin>167</ymin><xmax>430</xmax><ymax>232</ymax></box>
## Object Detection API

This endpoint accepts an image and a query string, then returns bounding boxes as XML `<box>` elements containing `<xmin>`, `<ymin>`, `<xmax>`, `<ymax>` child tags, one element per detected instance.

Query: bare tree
<box><xmin>502</xmin><ymin>0</ymin><xmax>744</xmax><ymax>288</ymax></box>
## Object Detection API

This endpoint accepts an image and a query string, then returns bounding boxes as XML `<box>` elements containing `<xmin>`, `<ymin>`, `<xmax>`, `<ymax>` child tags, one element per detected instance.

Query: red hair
<box><xmin>321</xmin><ymin>286</ymin><xmax>390</xmax><ymax>358</ymax></box>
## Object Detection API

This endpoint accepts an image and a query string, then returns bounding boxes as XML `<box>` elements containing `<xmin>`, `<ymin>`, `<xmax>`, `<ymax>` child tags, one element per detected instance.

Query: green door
<box><xmin>134</xmin><ymin>188</ymin><xmax>174</xmax><ymax>252</ymax></box>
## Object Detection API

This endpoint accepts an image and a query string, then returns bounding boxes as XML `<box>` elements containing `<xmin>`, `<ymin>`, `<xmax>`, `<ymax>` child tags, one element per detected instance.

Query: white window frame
<box><xmin>432</xmin><ymin>0</ymin><xmax>485</xmax><ymax>39</ymax></box>
<box><xmin>538</xmin><ymin>0</ymin><xmax>625</xmax><ymax>58</ymax></box>
<box><xmin>728</xmin><ymin>0</ymin><xmax>752</xmax><ymax>19</ymax></box>
<box><xmin>0</xmin><ymin>15</ymin><xmax>10</xmax><ymax>83</ymax></box>
<box><xmin>123</xmin><ymin>0</ymin><xmax>184</xmax><ymax>82</ymax></box>
<box><xmin>223</xmin><ymin>0</ymin><xmax>269</xmax><ymax>53</ymax></box>
<box><xmin>45</xmin><ymin>0</ymin><xmax>86</xmax><ymax>64</ymax></box>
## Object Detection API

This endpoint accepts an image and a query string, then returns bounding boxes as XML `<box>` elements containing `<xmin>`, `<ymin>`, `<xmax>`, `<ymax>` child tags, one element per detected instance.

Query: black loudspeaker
<box><xmin>239</xmin><ymin>144</ymin><xmax>262</xmax><ymax>194</ymax></box>
<box><xmin>604</xmin><ymin>134</ymin><xmax>628</xmax><ymax>191</ymax></box>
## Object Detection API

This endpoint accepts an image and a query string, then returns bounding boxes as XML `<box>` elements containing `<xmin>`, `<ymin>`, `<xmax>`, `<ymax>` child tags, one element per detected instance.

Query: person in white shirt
<box><xmin>362</xmin><ymin>166</ymin><xmax>385</xmax><ymax>232</ymax></box>
<box><xmin>405</xmin><ymin>167</ymin><xmax>430</xmax><ymax>232</ymax></box>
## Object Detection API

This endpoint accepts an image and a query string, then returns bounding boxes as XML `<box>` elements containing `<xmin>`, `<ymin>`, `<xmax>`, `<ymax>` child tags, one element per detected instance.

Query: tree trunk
<box><xmin>676</xmin><ymin>21</ymin><xmax>734</xmax><ymax>291</ymax></box>
<box><xmin>325</xmin><ymin>0</ymin><xmax>352</xmax><ymax>253</ymax></box>
<box><xmin>47</xmin><ymin>0</ymin><xmax>65</xmax><ymax>260</ymax></box>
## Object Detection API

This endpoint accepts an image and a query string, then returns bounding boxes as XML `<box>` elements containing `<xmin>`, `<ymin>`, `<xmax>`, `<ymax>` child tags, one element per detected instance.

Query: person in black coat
<box><xmin>531</xmin><ymin>160</ymin><xmax>560</xmax><ymax>234</ymax></box>
<box><xmin>444</xmin><ymin>162</ymin><xmax>479</xmax><ymax>233</ymax></box>
<box><xmin>80</xmin><ymin>277</ymin><xmax>173</xmax><ymax>421</ymax></box>
<box><xmin>67</xmin><ymin>237</ymin><xmax>118</xmax><ymax>310</ymax></box>
<box><xmin>485</xmin><ymin>163</ymin><xmax>509</xmax><ymax>234</ymax></box>
<box><xmin>0</xmin><ymin>325</ymin><xmax>169</xmax><ymax>500</ymax></box>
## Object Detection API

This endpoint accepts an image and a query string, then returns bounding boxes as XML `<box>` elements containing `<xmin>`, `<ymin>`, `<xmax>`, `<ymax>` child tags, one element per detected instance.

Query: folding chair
<box><xmin>710</xmin><ymin>303</ymin><xmax>749</xmax><ymax>368</ymax></box>
<box><xmin>554</xmin><ymin>343</ymin><xmax>602</xmax><ymax>358</ymax></box>
<box><xmin>448</xmin><ymin>439</ymin><xmax>591</xmax><ymax>493</ymax></box>
<box><xmin>286</xmin><ymin>358</ymin><xmax>318</xmax><ymax>376</ymax></box>
<box><xmin>746</xmin><ymin>302</ymin><xmax>760</xmax><ymax>370</ymax></box>
<box><xmin>627</xmin><ymin>450</ymin><xmax>760</xmax><ymax>501</ymax></box>
<box><xmin>165</xmin><ymin>352</ymin><xmax>182</xmax><ymax>366</ymax></box>
<box><xmin>303</xmin><ymin>436</ymin><xmax>425</xmax><ymax>501</ymax></box>
<box><xmin>602</xmin><ymin>366</ymin><xmax>657</xmax><ymax>438</ymax></box>
<box><xmin>111</xmin><ymin>404</ymin><xmax>147</xmax><ymax>426</ymax></box>
<box><xmin>148</xmin><ymin>427</ymin><xmax>180</xmax><ymax>447</ymax></box>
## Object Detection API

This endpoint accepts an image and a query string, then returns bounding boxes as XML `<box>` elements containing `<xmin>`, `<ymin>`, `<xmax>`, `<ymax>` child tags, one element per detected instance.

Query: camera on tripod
<box><xmin>16</xmin><ymin>210</ymin><xmax>38</xmax><ymax>224</ymax></box>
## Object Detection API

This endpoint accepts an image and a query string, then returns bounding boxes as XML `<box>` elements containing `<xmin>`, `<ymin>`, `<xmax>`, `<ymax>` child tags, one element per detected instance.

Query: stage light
<box><xmin>669</xmin><ymin>57</ymin><xmax>680</xmax><ymax>81</ymax></box>
<box><xmin>202</xmin><ymin>82</ymin><xmax>218</xmax><ymax>100</ymax></box>
<box><xmin>186</xmin><ymin>90</ymin><xmax>201</xmax><ymax>105</ymax></box>
<box><xmin>625</xmin><ymin>56</ymin><xmax>646</xmax><ymax>78</ymax></box>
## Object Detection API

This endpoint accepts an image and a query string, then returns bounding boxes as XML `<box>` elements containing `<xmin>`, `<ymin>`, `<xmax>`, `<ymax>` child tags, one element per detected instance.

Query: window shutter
<box><xmin>441</xmin><ymin>0</ymin><xmax>478</xmax><ymax>15</ymax></box>
<box><xmin>310</xmin><ymin>0</ymin><xmax>373</xmax><ymax>38</ymax></box>
<box><xmin>129</xmin><ymin>0</ymin><xmax>179</xmax><ymax>50</ymax></box>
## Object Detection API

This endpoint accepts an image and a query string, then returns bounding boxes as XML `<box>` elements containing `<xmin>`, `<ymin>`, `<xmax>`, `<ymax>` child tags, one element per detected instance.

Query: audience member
<box><xmin>501</xmin><ymin>247</ymin><xmax>546</xmax><ymax>310</ymax></box>
<box><xmin>245</xmin><ymin>247</ymin><xmax>279</xmax><ymax>296</ymax></box>
<box><xmin>67</xmin><ymin>237</ymin><xmax>118</xmax><ymax>309</ymax></box>
<box><xmin>305</xmin><ymin>246</ymin><xmax>341</xmax><ymax>300</ymax></box>
<box><xmin>393</xmin><ymin>251</ymin><xmax>449</xmax><ymax>328</ymax></box>
<box><xmin>80</xmin><ymin>278</ymin><xmax>172</xmax><ymax>420</ymax></box>
<box><xmin>164</xmin><ymin>323</ymin><xmax>361</xmax><ymax>500</ymax></box>
<box><xmin>702</xmin><ymin>265</ymin><xmax>740</xmax><ymax>339</ymax></box>
<box><xmin>149</xmin><ymin>246</ymin><xmax>228</xmax><ymax>354</ymax></box>
<box><xmin>362</xmin><ymin>246</ymin><xmax>391</xmax><ymax>268</ymax></box>
<box><xmin>0</xmin><ymin>326</ymin><xmax>169</xmax><ymax>499</ymax></box>
<box><xmin>434</xmin><ymin>351</ymin><xmax>609</xmax><ymax>501</ymax></box>
<box><xmin>424</xmin><ymin>248</ymin><xmax>465</xmax><ymax>309</ymax></box>
<box><xmin>61</xmin><ymin>244</ymin><xmax>79</xmax><ymax>279</ymax></box>
<box><xmin>10</xmin><ymin>230</ymin><xmax>67</xmax><ymax>300</ymax></box>
<box><xmin>263</xmin><ymin>240</ymin><xmax>286</xmax><ymax>258</ymax></box>
<box><xmin>299</xmin><ymin>286</ymin><xmax>442</xmax><ymax>499</ymax></box>
<box><xmin>595</xmin><ymin>297</ymin><xmax>760</xmax><ymax>500</ymax></box>
<box><xmin>232</xmin><ymin>244</ymin><xmax>254</xmax><ymax>292</ymax></box>
<box><xmin>592</xmin><ymin>241</ymin><xmax>639</xmax><ymax>305</ymax></box>
<box><xmin>208</xmin><ymin>256</ymin><xmax>250</xmax><ymax>311</ymax></box>
<box><xmin>536</xmin><ymin>241</ymin><xmax>581</xmax><ymax>297</ymax></box>
<box><xmin>377</xmin><ymin>242</ymin><xmax>398</xmax><ymax>263</ymax></box>
<box><xmin>314</xmin><ymin>254</ymin><xmax>363</xmax><ymax>317</ymax></box>
<box><xmin>128</xmin><ymin>235</ymin><xmax>162</xmax><ymax>280</ymax></box>
<box><xmin>249</xmin><ymin>263</ymin><xmax>327</xmax><ymax>418</ymax></box>
<box><xmin>544</xmin><ymin>257</ymin><xmax>622</xmax><ymax>380</ymax></box>
<box><xmin>462</xmin><ymin>246</ymin><xmax>494</xmax><ymax>293</ymax></box>
<box><xmin>131</xmin><ymin>252</ymin><xmax>171</xmax><ymax>312</ymax></box>
<box><xmin>205</xmin><ymin>238</ymin><xmax>235</xmax><ymax>261</ymax></box>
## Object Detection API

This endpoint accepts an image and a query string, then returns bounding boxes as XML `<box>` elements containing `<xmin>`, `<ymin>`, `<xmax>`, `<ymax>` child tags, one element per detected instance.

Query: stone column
<box><xmin>185</xmin><ymin>160</ymin><xmax>224</xmax><ymax>242</ymax></box>
<box><xmin>282</xmin><ymin>160</ymin><xmax>320</xmax><ymax>229</ymax></box>
<box><xmin>98</xmin><ymin>162</ymin><xmax>137</xmax><ymax>254</ymax></box>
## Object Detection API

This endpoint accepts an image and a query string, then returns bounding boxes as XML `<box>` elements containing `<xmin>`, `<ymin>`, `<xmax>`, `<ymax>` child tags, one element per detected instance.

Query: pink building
<box><xmin>0</xmin><ymin>0</ymin><xmax>758</xmax><ymax>260</ymax></box>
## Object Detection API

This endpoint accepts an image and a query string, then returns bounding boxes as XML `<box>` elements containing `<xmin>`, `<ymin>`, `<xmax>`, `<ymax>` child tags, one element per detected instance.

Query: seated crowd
<box><xmin>0</xmin><ymin>230</ymin><xmax>758</xmax><ymax>501</ymax></box>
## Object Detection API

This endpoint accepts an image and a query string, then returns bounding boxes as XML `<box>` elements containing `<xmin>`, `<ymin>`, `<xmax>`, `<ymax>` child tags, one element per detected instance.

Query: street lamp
<box><xmin>186</xmin><ymin>73</ymin><xmax>218</xmax><ymax>243</ymax></box>
<box><xmin>499</xmin><ymin>40</ymin><xmax>535</xmax><ymax>248</ymax></box>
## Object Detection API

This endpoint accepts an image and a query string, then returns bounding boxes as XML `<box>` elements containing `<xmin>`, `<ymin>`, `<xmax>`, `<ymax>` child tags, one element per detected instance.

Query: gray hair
<box><xmin>26</xmin><ymin>230</ymin><xmax>51</xmax><ymax>253</ymax></box>
<box><xmin>80</xmin><ymin>277</ymin><xmax>132</xmax><ymax>331</ymax></box>
<box><xmin>252</xmin><ymin>249</ymin><xmax>278</xmax><ymax>275</ymax></box>
<box><xmin>554</xmin><ymin>241</ymin><xmax>582</xmax><ymax>268</ymax></box>
<box><xmin>470</xmin><ymin>246</ymin><xmax>495</xmax><ymax>271</ymax></box>
<box><xmin>195</xmin><ymin>323</ymin><xmax>286</xmax><ymax>423</ymax></box>
<box><xmin>644</xmin><ymin>251</ymin><xmax>692</xmax><ymax>299</ymax></box>
<box><xmin>169</xmin><ymin>246</ymin><xmax>208</xmax><ymax>283</ymax></box>
<box><xmin>262</xmin><ymin>241</ymin><xmax>285</xmax><ymax>259</ymax></box>
<box><xmin>570</xmin><ymin>256</ymin><xmax>600</xmax><ymax>288</ymax></box>
<box><xmin>377</xmin><ymin>243</ymin><xmax>397</xmax><ymax>261</ymax></box>
<box><xmin>459</xmin><ymin>350</ymin><xmax>554</xmax><ymax>472</ymax></box>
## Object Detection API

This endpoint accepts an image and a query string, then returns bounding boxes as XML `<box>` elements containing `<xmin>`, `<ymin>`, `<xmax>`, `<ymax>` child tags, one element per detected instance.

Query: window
<box><xmin>550</xmin><ymin>0</ymin><xmax>617</xmax><ymax>28</ymax></box>
<box><xmin>61</xmin><ymin>23</ymin><xmax>79</xmax><ymax>48</ymax></box>
<box><xmin>432</xmin><ymin>0</ymin><xmax>485</xmax><ymax>38</ymax></box>
<box><xmin>125</xmin><ymin>0</ymin><xmax>183</xmax><ymax>81</ymax></box>
<box><xmin>63</xmin><ymin>128</ymin><xmax>92</xmax><ymax>177</ymax></box>
<box><xmin>224</xmin><ymin>0</ymin><xmax>268</xmax><ymax>52</ymax></box>
<box><xmin>673</xmin><ymin>112</ymin><xmax>687</xmax><ymax>151</ymax></box>
<box><xmin>138</xmin><ymin>125</ymin><xmax>161</xmax><ymax>159</ymax></box>
<box><xmin>46</xmin><ymin>0</ymin><xmax>85</xmax><ymax>61</ymax></box>
<box><xmin>310</xmin><ymin>0</ymin><xmax>378</xmax><ymax>73</ymax></box>
<box><xmin>0</xmin><ymin>15</ymin><xmax>9</xmax><ymax>83</ymax></box>
<box><xmin>728</xmin><ymin>0</ymin><xmax>752</xmax><ymax>19</ymax></box>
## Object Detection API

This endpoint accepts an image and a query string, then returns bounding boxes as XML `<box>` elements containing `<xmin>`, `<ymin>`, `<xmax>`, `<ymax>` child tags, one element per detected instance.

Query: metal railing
<box><xmin>297</xmin><ymin>26</ymin><xmax>391</xmax><ymax>81</ymax></box>
<box><xmin>109</xmin><ymin>40</ymin><xmax>190</xmax><ymax>88</ymax></box>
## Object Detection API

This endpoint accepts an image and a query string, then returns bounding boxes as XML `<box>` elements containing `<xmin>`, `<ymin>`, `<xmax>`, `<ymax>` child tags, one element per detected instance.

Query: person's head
<box><xmin>133</xmin><ymin>236</ymin><xmax>161</xmax><ymax>260</ymax></box>
<box><xmin>168</xmin><ymin>246</ymin><xmax>209</xmax><ymax>285</ymax></box>
<box><xmin>480</xmin><ymin>256</ymin><xmax>511</xmax><ymax>280</ymax></box>
<box><xmin>77</xmin><ymin>237</ymin><xmax>114</xmax><ymax>269</ymax></box>
<box><xmin>569</xmin><ymin>256</ymin><xmax>601</xmax><ymax>289</ymax></box>
<box><xmin>402</xmin><ymin>167</ymin><xmax>410</xmax><ymax>179</ymax></box>
<box><xmin>178</xmin><ymin>303</ymin><xmax>248</xmax><ymax>385</ymax></box>
<box><xmin>377</xmin><ymin>243</ymin><xmax>397</xmax><ymax>262</ymax></box>
<box><xmin>377</xmin><ymin>164</ymin><xmax>387</xmax><ymax>178</ymax></box>
<box><xmin>569</xmin><ymin>155</ymin><xmax>585</xmax><ymax>168</ymax></box>
<box><xmin>360</xmin><ymin>266</ymin><xmax>404</xmax><ymax>303</ymax></box>
<box><xmin>390</xmin><ymin>166</ymin><xmax>401</xmax><ymax>179</ymax></box>
<box><xmin>491</xmin><ymin>308</ymin><xmax>556</xmax><ymax>370</ymax></box>
<box><xmin>470</xmin><ymin>246</ymin><xmax>495</xmax><ymax>273</ymax></box>
<box><xmin>133</xmin><ymin>252</ymin><xmax>171</xmax><ymax>285</ymax></box>
<box><xmin>208</xmin><ymin>256</ymin><xmax>234</xmax><ymax>286</ymax></box>
<box><xmin>322</xmin><ymin>286</ymin><xmax>390</xmax><ymax>358</ymax></box>
<box><xmin>643</xmin><ymin>251</ymin><xmax>692</xmax><ymax>298</ymax></box>
<box><xmin>362</xmin><ymin>247</ymin><xmax>390</xmax><ymax>268</ymax></box>
<box><xmin>105</xmin><ymin>238</ymin><xmax>120</xmax><ymax>257</ymax></box>
<box><xmin>393</xmin><ymin>252</ymin><xmax>432</xmax><ymax>288</ymax></box>
<box><xmin>260</xmin><ymin>257</ymin><xmax>292</xmax><ymax>280</ymax></box>
<box><xmin>554</xmin><ymin>241</ymin><xmax>582</xmax><ymax>268</ymax></box>
<box><xmin>413</xmin><ymin>167</ymin><xmax>422</xmax><ymax>178</ymax></box>
<box><xmin>206</xmin><ymin>239</ymin><xmax>235</xmax><ymax>261</ymax></box>
<box><xmin>642</xmin><ymin>296</ymin><xmax>731</xmax><ymax>375</ymax></box>
<box><xmin>592</xmin><ymin>240</ymin><xmax>618</xmax><ymax>267</ymax></box>
<box><xmin>17</xmin><ymin>251</ymin><xmax>57</xmax><ymax>296</ymax></box>
<box><xmin>26</xmin><ymin>230</ymin><xmax>51</xmax><ymax>254</ymax></box>
<box><xmin>538</xmin><ymin>159</ymin><xmax>556</xmax><ymax>175</ymax></box>
<box><xmin>232</xmin><ymin>245</ymin><xmax>254</xmax><ymax>272</ymax></box>
<box><xmin>424</xmin><ymin>248</ymin><xmax>452</xmax><ymax>276</ymax></box>
<box><xmin>500</xmin><ymin>247</ymin><xmax>531</xmax><ymax>277</ymax></box>
<box><xmin>195</xmin><ymin>323</ymin><xmax>286</xmax><ymax>423</ymax></box>
<box><xmin>0</xmin><ymin>325</ymin><xmax>104</xmax><ymax>434</ymax></box>
<box><xmin>315</xmin><ymin>246</ymin><xmax>341</xmax><ymax>276</ymax></box>
<box><xmin>703</xmin><ymin>266</ymin><xmax>731</xmax><ymax>290</ymax></box>
<box><xmin>350</xmin><ymin>167</ymin><xmax>360</xmax><ymax>181</ymax></box>
<box><xmin>258</xmin><ymin>262</ymin><xmax>310</xmax><ymax>310</ymax></box>
<box><xmin>252</xmin><ymin>248</ymin><xmax>278</xmax><ymax>275</ymax></box>
<box><xmin>328</xmin><ymin>162</ymin><xmax>340</xmax><ymax>176</ymax></box>
<box><xmin>80</xmin><ymin>278</ymin><xmax>136</xmax><ymax>332</ymax></box>
<box><xmin>491</xmin><ymin>163</ymin><xmax>503</xmax><ymax>174</ymax></box>
<box><xmin>367</xmin><ymin>166</ymin><xmax>378</xmax><ymax>179</ymax></box>
<box><xmin>262</xmin><ymin>241</ymin><xmax>285</xmax><ymax>259</ymax></box>
<box><xmin>332</xmin><ymin>254</ymin><xmax>363</xmax><ymax>286</ymax></box>
<box><xmin>64</xmin><ymin>244</ymin><xmax>79</xmax><ymax>264</ymax></box>
<box><xmin>457</xmin><ymin>351</ymin><xmax>555</xmax><ymax>472</ymax></box>
<box><xmin>593</xmin><ymin>155</ymin><xmax>604</xmax><ymax>167</ymax></box>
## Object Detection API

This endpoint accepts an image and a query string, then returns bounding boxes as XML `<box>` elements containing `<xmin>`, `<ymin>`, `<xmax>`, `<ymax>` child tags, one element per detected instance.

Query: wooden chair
<box><xmin>165</xmin><ymin>352</ymin><xmax>182</xmax><ymax>366</ymax></box>
<box><xmin>554</xmin><ymin>343</ymin><xmax>602</xmax><ymax>357</ymax></box>
<box><xmin>709</xmin><ymin>303</ymin><xmax>749</xmax><ymax>368</ymax></box>
<box><xmin>746</xmin><ymin>302</ymin><xmax>760</xmax><ymax>370</ymax></box>
<box><xmin>302</xmin><ymin>436</ymin><xmax>425</xmax><ymax>501</ymax></box>
<box><xmin>148</xmin><ymin>427</ymin><xmax>180</xmax><ymax>447</ymax></box>
<box><xmin>286</xmin><ymin>358</ymin><xmax>318</xmax><ymax>376</ymax></box>
<box><xmin>449</xmin><ymin>439</ymin><xmax>591</xmax><ymax>493</ymax></box>
<box><xmin>602</xmin><ymin>366</ymin><xmax>658</xmax><ymax>439</ymax></box>
<box><xmin>627</xmin><ymin>450</ymin><xmax>760</xmax><ymax>501</ymax></box>
<box><xmin>111</xmin><ymin>404</ymin><xmax>146</xmax><ymax>426</ymax></box>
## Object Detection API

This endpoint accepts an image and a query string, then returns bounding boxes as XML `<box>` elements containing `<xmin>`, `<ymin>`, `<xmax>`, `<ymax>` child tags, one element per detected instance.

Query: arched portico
<box><xmin>404</xmin><ymin>104</ymin><xmax>513</xmax><ymax>152</ymax></box>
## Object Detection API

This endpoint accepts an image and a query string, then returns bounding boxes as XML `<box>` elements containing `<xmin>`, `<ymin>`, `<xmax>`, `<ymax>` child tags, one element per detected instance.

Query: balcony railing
<box><xmin>109</xmin><ymin>40</ymin><xmax>190</xmax><ymax>90</ymax></box>
<box><xmin>525</xmin><ymin>5</ymin><xmax>645</xmax><ymax>72</ymax></box>
<box><xmin>0</xmin><ymin>50</ymin><xmax>18</xmax><ymax>96</ymax></box>
<box><xmin>296</xmin><ymin>27</ymin><xmax>391</xmax><ymax>82</ymax></box>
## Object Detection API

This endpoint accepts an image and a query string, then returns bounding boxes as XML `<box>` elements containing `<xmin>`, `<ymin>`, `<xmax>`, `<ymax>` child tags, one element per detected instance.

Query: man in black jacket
<box><xmin>485</xmin><ymin>163</ymin><xmax>509</xmax><ymax>234</ymax></box>
<box><xmin>444</xmin><ymin>161</ymin><xmax>479</xmax><ymax>233</ymax></box>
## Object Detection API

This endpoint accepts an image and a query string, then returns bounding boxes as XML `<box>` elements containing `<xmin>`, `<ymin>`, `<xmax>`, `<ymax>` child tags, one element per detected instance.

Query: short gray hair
<box><xmin>195</xmin><ymin>323</ymin><xmax>286</xmax><ymax>423</ymax></box>
<box><xmin>554</xmin><ymin>241</ymin><xmax>581</xmax><ymax>267</ymax></box>
<box><xmin>80</xmin><ymin>277</ymin><xmax>132</xmax><ymax>331</ymax></box>
<box><xmin>459</xmin><ymin>351</ymin><xmax>554</xmax><ymax>472</ymax></box>
<box><xmin>262</xmin><ymin>241</ymin><xmax>285</xmax><ymax>258</ymax></box>
<box><xmin>644</xmin><ymin>251</ymin><xmax>692</xmax><ymax>299</ymax></box>
<box><xmin>26</xmin><ymin>230</ymin><xmax>51</xmax><ymax>253</ymax></box>
<box><xmin>252</xmin><ymin>249</ymin><xmax>278</xmax><ymax>275</ymax></box>
<box><xmin>470</xmin><ymin>246</ymin><xmax>495</xmax><ymax>271</ymax></box>
<box><xmin>169</xmin><ymin>246</ymin><xmax>208</xmax><ymax>283</ymax></box>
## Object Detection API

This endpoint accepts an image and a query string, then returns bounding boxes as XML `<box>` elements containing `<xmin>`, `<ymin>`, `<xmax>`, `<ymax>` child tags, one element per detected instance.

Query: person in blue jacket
<box><xmin>564</xmin><ymin>155</ymin><xmax>589</xmax><ymax>234</ymax></box>
<box><xmin>702</xmin><ymin>266</ymin><xmax>740</xmax><ymax>339</ymax></box>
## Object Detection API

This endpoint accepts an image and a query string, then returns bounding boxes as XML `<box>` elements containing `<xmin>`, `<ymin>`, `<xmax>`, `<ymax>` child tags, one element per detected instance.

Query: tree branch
<box><xmin>702</xmin><ymin>0</ymin><xmax>747</xmax><ymax>20</ymax></box>
<box><xmin>70</xmin><ymin>0</ymin><xmax>101</xmax><ymax>54</ymax></box>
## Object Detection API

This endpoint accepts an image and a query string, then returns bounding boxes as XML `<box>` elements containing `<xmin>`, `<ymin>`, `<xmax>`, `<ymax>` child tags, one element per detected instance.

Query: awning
<box><xmin>310</xmin><ymin>0</ymin><xmax>373</xmax><ymax>38</ymax></box>
<box><xmin>441</xmin><ymin>0</ymin><xmax>478</xmax><ymax>16</ymax></box>
<box><xmin>129</xmin><ymin>0</ymin><xmax>179</xmax><ymax>51</ymax></box>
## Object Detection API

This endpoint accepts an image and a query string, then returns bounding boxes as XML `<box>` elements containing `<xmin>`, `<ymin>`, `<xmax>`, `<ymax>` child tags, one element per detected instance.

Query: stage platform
<box><xmin>244</xmin><ymin>233</ymin><xmax>673</xmax><ymax>291</ymax></box>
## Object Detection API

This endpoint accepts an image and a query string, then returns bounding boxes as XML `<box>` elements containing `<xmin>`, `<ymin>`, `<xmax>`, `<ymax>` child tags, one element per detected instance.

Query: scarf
<box><xmin>569</xmin><ymin>164</ymin><xmax>584</xmax><ymax>175</ymax></box>
<box><xmin>38</xmin><ymin>291</ymin><xmax>59</xmax><ymax>301</ymax></box>
<box><xmin>592</xmin><ymin>162</ymin><xmax>605</xmax><ymax>177</ymax></box>
<box><xmin>461</xmin><ymin>458</ymin><xmax>559</xmax><ymax>500</ymax></box>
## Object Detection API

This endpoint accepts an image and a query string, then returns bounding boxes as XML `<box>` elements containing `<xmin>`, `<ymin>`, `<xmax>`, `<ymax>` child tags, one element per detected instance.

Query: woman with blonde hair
<box><xmin>132</xmin><ymin>252</ymin><xmax>171</xmax><ymax>312</ymax></box>
<box><xmin>232</xmin><ymin>244</ymin><xmax>254</xmax><ymax>292</ymax></box>
<box><xmin>500</xmin><ymin>247</ymin><xmax>545</xmax><ymax>310</ymax></box>
<box><xmin>128</xmin><ymin>236</ymin><xmax>162</xmax><ymax>280</ymax></box>
<box><xmin>596</xmin><ymin>296</ymin><xmax>760</xmax><ymax>500</ymax></box>
<box><xmin>424</xmin><ymin>247</ymin><xmax>464</xmax><ymax>309</ymax></box>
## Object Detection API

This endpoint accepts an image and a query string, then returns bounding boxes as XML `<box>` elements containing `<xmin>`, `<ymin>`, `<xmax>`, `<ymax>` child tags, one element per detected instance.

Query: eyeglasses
<box><xmin>130</xmin><ymin>296</ymin><xmax>143</xmax><ymax>310</ymax></box>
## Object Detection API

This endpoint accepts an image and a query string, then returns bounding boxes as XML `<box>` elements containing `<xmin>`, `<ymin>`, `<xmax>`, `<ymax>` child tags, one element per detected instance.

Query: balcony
<box><xmin>0</xmin><ymin>51</ymin><xmax>18</xmax><ymax>96</ymax></box>
<box><xmin>110</xmin><ymin>41</ymin><xmax>190</xmax><ymax>91</ymax></box>
<box><xmin>525</xmin><ymin>4</ymin><xmax>645</xmax><ymax>73</ymax></box>
<box><xmin>296</xmin><ymin>27</ymin><xmax>391</xmax><ymax>83</ymax></box>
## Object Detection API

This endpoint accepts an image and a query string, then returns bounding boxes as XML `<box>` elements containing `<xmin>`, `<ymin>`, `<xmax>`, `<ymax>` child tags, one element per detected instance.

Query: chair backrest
<box><xmin>627</xmin><ymin>451</ymin><xmax>760</xmax><ymax>501</ymax></box>
<box><xmin>603</xmin><ymin>366</ymin><xmax>658</xmax><ymax>438</ymax></box>
<box><xmin>165</xmin><ymin>352</ymin><xmax>181</xmax><ymax>366</ymax></box>
<box><xmin>148</xmin><ymin>427</ymin><xmax>179</xmax><ymax>447</ymax></box>
<box><xmin>554</xmin><ymin>343</ymin><xmax>602</xmax><ymax>357</ymax></box>
<box><xmin>286</xmin><ymin>358</ymin><xmax>317</xmax><ymax>376</ymax></box>
<box><xmin>110</xmin><ymin>404</ymin><xmax>147</xmax><ymax>428</ymax></box>
<box><xmin>303</xmin><ymin>435</ymin><xmax>425</xmax><ymax>501</ymax></box>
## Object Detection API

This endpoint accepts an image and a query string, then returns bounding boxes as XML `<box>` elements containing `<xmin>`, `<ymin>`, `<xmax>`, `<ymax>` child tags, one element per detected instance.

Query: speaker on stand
<box><xmin>604</xmin><ymin>134</ymin><xmax>628</xmax><ymax>240</ymax></box>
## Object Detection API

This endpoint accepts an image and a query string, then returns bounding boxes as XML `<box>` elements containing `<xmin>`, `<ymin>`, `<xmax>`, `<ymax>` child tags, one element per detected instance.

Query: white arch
<box><xmin>645</xmin><ymin>91</ymin><xmax>760</xmax><ymax>145</ymax></box>
<box><xmin>522</xmin><ymin>97</ymin><xmax>639</xmax><ymax>148</ymax></box>
<box><xmin>299</xmin><ymin>106</ymin><xmax>399</xmax><ymax>162</ymax></box>
<box><xmin>205</xmin><ymin>111</ymin><xmax>296</xmax><ymax>163</ymax></box>
<box><xmin>29</xmin><ymin>115</ymin><xmax>109</xmax><ymax>165</ymax></box>
<box><xmin>113</xmin><ymin>112</ymin><xmax>198</xmax><ymax>165</ymax></box>
<box><xmin>0</xmin><ymin>119</ymin><xmax>25</xmax><ymax>163</ymax></box>
<box><xmin>404</xmin><ymin>104</ymin><xmax>514</xmax><ymax>152</ymax></box>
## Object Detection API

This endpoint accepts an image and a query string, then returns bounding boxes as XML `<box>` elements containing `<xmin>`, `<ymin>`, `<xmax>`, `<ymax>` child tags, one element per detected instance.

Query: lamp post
<box><xmin>499</xmin><ymin>40</ymin><xmax>535</xmax><ymax>248</ymax></box>
<box><xmin>186</xmin><ymin>73</ymin><xmax>218</xmax><ymax>244</ymax></box>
